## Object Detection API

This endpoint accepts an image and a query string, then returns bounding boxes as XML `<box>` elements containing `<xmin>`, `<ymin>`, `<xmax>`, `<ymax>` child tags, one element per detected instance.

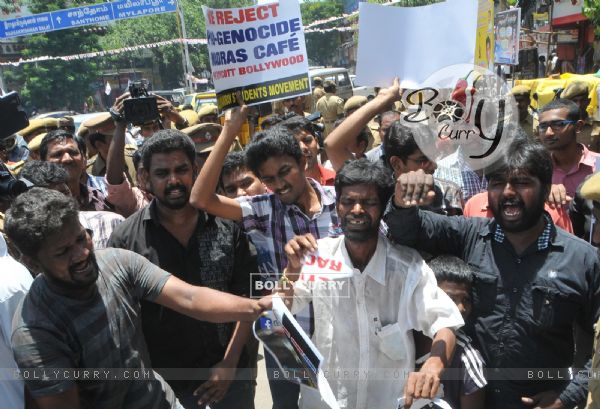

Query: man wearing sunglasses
<box><xmin>538</xmin><ymin>98</ymin><xmax>600</xmax><ymax>198</ymax></box>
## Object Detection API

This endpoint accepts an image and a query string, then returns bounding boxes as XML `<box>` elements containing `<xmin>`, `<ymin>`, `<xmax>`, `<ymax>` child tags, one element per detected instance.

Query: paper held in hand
<box><xmin>253</xmin><ymin>296</ymin><xmax>340</xmax><ymax>409</ymax></box>
<box><xmin>355</xmin><ymin>0</ymin><xmax>478</xmax><ymax>89</ymax></box>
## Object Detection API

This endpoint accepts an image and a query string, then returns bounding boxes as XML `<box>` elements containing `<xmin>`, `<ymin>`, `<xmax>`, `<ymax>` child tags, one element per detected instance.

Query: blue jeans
<box><xmin>265</xmin><ymin>351</ymin><xmax>300</xmax><ymax>409</ymax></box>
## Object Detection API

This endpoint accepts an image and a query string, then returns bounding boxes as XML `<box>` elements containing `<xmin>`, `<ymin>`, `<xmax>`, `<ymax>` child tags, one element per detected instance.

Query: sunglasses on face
<box><xmin>538</xmin><ymin>120</ymin><xmax>577</xmax><ymax>133</ymax></box>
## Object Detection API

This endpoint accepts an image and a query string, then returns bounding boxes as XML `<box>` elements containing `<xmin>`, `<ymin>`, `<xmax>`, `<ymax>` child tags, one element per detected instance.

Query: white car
<box><xmin>349</xmin><ymin>75</ymin><xmax>376</xmax><ymax>99</ymax></box>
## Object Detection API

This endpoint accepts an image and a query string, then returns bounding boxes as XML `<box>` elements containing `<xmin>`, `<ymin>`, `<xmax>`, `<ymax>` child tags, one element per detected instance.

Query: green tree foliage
<box><xmin>5</xmin><ymin>0</ymin><xmax>103</xmax><ymax>111</ymax></box>
<box><xmin>101</xmin><ymin>0</ymin><xmax>252</xmax><ymax>90</ymax></box>
<box><xmin>584</xmin><ymin>0</ymin><xmax>600</xmax><ymax>35</ymax></box>
<box><xmin>0</xmin><ymin>0</ymin><xmax>20</xmax><ymax>14</ymax></box>
<box><xmin>300</xmin><ymin>0</ymin><xmax>344</xmax><ymax>66</ymax></box>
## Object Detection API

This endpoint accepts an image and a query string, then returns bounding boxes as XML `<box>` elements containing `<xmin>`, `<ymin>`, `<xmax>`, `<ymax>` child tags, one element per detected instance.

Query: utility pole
<box><xmin>176</xmin><ymin>1</ymin><xmax>194</xmax><ymax>92</ymax></box>
<box><xmin>546</xmin><ymin>1</ymin><xmax>553</xmax><ymax>76</ymax></box>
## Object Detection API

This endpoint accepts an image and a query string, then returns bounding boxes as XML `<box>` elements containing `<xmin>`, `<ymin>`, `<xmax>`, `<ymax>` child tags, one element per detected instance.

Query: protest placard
<box><xmin>254</xmin><ymin>296</ymin><xmax>340</xmax><ymax>409</ymax></box>
<box><xmin>355</xmin><ymin>0</ymin><xmax>477</xmax><ymax>89</ymax></box>
<box><xmin>494</xmin><ymin>8</ymin><xmax>521</xmax><ymax>65</ymax></box>
<box><xmin>202</xmin><ymin>0</ymin><xmax>310</xmax><ymax>111</ymax></box>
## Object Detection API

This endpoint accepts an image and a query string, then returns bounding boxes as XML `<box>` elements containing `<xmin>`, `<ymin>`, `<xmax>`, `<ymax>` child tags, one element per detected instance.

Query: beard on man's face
<box><xmin>491</xmin><ymin>193</ymin><xmax>546</xmax><ymax>233</ymax></box>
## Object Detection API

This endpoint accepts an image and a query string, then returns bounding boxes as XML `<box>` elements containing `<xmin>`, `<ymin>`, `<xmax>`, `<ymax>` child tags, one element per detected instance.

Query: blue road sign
<box><xmin>0</xmin><ymin>0</ymin><xmax>178</xmax><ymax>39</ymax></box>
<box><xmin>1</xmin><ymin>12</ymin><xmax>53</xmax><ymax>39</ymax></box>
<box><xmin>52</xmin><ymin>3</ymin><xmax>114</xmax><ymax>30</ymax></box>
<box><xmin>113</xmin><ymin>0</ymin><xmax>177</xmax><ymax>21</ymax></box>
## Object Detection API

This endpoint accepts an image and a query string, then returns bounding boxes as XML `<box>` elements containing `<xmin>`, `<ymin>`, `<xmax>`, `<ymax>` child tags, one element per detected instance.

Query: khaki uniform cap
<box><xmin>82</xmin><ymin>112</ymin><xmax>112</xmax><ymax>129</ymax></box>
<box><xmin>562</xmin><ymin>81</ymin><xmax>589</xmax><ymax>100</ymax></box>
<box><xmin>182</xmin><ymin>123</ymin><xmax>222</xmax><ymax>153</ymax></box>
<box><xmin>82</xmin><ymin>113</ymin><xmax>114</xmax><ymax>136</ymax></box>
<box><xmin>197</xmin><ymin>104</ymin><xmax>218</xmax><ymax>120</ymax></box>
<box><xmin>179</xmin><ymin>109</ymin><xmax>199</xmax><ymax>127</ymax></box>
<box><xmin>27</xmin><ymin>132</ymin><xmax>47</xmax><ymax>152</ymax></box>
<box><xmin>344</xmin><ymin>95</ymin><xmax>368</xmax><ymax>113</ymax></box>
<box><xmin>77</xmin><ymin>125</ymin><xmax>90</xmax><ymax>138</ymax></box>
<box><xmin>511</xmin><ymin>85</ymin><xmax>531</xmax><ymax>96</ymax></box>
<box><xmin>18</xmin><ymin>118</ymin><xmax>59</xmax><ymax>137</ymax></box>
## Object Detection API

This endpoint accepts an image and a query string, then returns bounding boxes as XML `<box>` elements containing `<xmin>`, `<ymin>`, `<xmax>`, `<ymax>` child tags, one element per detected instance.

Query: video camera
<box><xmin>0</xmin><ymin>91</ymin><xmax>29</xmax><ymax>141</ymax></box>
<box><xmin>306</xmin><ymin>111</ymin><xmax>325</xmax><ymax>148</ymax></box>
<box><xmin>124</xmin><ymin>81</ymin><xmax>160</xmax><ymax>125</ymax></box>
<box><xmin>0</xmin><ymin>162</ymin><xmax>28</xmax><ymax>200</ymax></box>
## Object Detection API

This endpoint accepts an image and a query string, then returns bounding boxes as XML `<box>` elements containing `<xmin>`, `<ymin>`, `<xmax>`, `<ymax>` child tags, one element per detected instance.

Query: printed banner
<box><xmin>494</xmin><ymin>8</ymin><xmax>521</xmax><ymax>65</ymax></box>
<box><xmin>254</xmin><ymin>296</ymin><xmax>340</xmax><ymax>408</ymax></box>
<box><xmin>474</xmin><ymin>0</ymin><xmax>494</xmax><ymax>71</ymax></box>
<box><xmin>202</xmin><ymin>0</ymin><xmax>310</xmax><ymax>112</ymax></box>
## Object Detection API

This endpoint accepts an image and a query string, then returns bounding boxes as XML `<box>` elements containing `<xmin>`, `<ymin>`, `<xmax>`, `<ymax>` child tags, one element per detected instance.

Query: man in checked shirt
<box><xmin>190</xmin><ymin>104</ymin><xmax>340</xmax><ymax>409</ymax></box>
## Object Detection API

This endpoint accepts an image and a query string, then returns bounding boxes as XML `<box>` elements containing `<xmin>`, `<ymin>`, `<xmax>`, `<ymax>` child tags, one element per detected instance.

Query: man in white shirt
<box><xmin>279</xmin><ymin>159</ymin><xmax>464</xmax><ymax>409</ymax></box>
<box><xmin>0</xmin><ymin>233</ymin><xmax>33</xmax><ymax>408</ymax></box>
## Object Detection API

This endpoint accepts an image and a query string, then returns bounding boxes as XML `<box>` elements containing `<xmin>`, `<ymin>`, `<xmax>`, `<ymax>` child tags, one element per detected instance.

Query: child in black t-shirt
<box><xmin>417</xmin><ymin>255</ymin><xmax>487</xmax><ymax>409</ymax></box>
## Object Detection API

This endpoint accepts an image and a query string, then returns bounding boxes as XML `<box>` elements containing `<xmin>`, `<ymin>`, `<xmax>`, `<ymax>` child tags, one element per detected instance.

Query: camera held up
<box><xmin>123</xmin><ymin>81</ymin><xmax>160</xmax><ymax>125</ymax></box>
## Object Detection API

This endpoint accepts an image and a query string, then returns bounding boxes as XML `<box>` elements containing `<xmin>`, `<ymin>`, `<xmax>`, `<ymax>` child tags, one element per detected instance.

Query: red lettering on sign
<box><xmin>211</xmin><ymin>4</ymin><xmax>279</xmax><ymax>25</ymax></box>
<box><xmin>317</xmin><ymin>257</ymin><xmax>328</xmax><ymax>268</ymax></box>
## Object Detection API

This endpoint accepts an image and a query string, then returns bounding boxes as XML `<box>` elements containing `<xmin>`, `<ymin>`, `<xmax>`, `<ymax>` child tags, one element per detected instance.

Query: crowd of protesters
<box><xmin>1</xmin><ymin>72</ymin><xmax>600</xmax><ymax>409</ymax></box>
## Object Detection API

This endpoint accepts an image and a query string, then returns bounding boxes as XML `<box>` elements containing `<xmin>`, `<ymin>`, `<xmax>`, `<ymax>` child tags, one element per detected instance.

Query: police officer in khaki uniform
<box><xmin>18</xmin><ymin>117</ymin><xmax>75</xmax><ymax>144</ymax></box>
<box><xmin>561</xmin><ymin>81</ymin><xmax>600</xmax><ymax>151</ymax></box>
<box><xmin>312</xmin><ymin>76</ymin><xmax>326</xmax><ymax>112</ymax></box>
<box><xmin>197</xmin><ymin>104</ymin><xmax>219</xmax><ymax>124</ymax></box>
<box><xmin>25</xmin><ymin>132</ymin><xmax>47</xmax><ymax>162</ymax></box>
<box><xmin>511</xmin><ymin>85</ymin><xmax>536</xmax><ymax>139</ymax></box>
<box><xmin>175</xmin><ymin>109</ymin><xmax>199</xmax><ymax>130</ymax></box>
<box><xmin>182</xmin><ymin>122</ymin><xmax>223</xmax><ymax>169</ymax></box>
<box><xmin>83</xmin><ymin>113</ymin><xmax>138</xmax><ymax>185</ymax></box>
<box><xmin>316</xmin><ymin>80</ymin><xmax>344</xmax><ymax>137</ymax></box>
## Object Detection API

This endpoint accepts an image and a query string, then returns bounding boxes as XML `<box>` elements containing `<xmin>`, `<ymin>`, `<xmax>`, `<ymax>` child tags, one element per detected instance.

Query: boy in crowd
<box><xmin>425</xmin><ymin>255</ymin><xmax>487</xmax><ymax>409</ymax></box>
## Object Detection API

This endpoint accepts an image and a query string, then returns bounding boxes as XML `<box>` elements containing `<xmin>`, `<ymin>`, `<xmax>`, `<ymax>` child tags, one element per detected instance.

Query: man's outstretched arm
<box><xmin>155</xmin><ymin>275</ymin><xmax>271</xmax><ymax>323</ymax></box>
<box><xmin>324</xmin><ymin>78</ymin><xmax>400</xmax><ymax>171</ymax></box>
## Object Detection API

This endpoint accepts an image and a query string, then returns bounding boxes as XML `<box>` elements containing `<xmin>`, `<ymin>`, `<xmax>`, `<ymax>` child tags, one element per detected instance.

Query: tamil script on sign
<box><xmin>0</xmin><ymin>0</ymin><xmax>177</xmax><ymax>39</ymax></box>
<box><xmin>202</xmin><ymin>0</ymin><xmax>310</xmax><ymax>111</ymax></box>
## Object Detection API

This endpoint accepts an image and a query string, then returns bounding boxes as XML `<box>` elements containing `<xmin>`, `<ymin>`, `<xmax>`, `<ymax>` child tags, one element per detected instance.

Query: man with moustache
<box><xmin>384</xmin><ymin>138</ymin><xmax>600</xmax><ymax>409</ymax></box>
<box><xmin>40</xmin><ymin>130</ymin><xmax>112</xmax><ymax>211</ymax></box>
<box><xmin>6</xmin><ymin>188</ymin><xmax>270</xmax><ymax>409</ymax></box>
<box><xmin>278</xmin><ymin>159</ymin><xmax>463</xmax><ymax>409</ymax></box>
<box><xmin>108</xmin><ymin>130</ymin><xmax>258</xmax><ymax>409</ymax></box>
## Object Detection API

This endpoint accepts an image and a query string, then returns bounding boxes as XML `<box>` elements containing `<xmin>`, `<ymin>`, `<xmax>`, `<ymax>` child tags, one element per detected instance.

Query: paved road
<box><xmin>255</xmin><ymin>345</ymin><xmax>273</xmax><ymax>408</ymax></box>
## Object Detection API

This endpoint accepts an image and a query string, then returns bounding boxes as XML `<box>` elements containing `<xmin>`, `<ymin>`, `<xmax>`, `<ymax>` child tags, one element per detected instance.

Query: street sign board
<box><xmin>52</xmin><ymin>3</ymin><xmax>114</xmax><ymax>30</ymax></box>
<box><xmin>0</xmin><ymin>0</ymin><xmax>178</xmax><ymax>39</ymax></box>
<box><xmin>113</xmin><ymin>0</ymin><xmax>177</xmax><ymax>20</ymax></box>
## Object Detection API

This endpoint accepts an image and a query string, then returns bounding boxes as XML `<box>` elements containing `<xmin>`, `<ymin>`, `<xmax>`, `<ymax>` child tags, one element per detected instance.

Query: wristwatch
<box><xmin>109</xmin><ymin>107</ymin><xmax>125</xmax><ymax>123</ymax></box>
